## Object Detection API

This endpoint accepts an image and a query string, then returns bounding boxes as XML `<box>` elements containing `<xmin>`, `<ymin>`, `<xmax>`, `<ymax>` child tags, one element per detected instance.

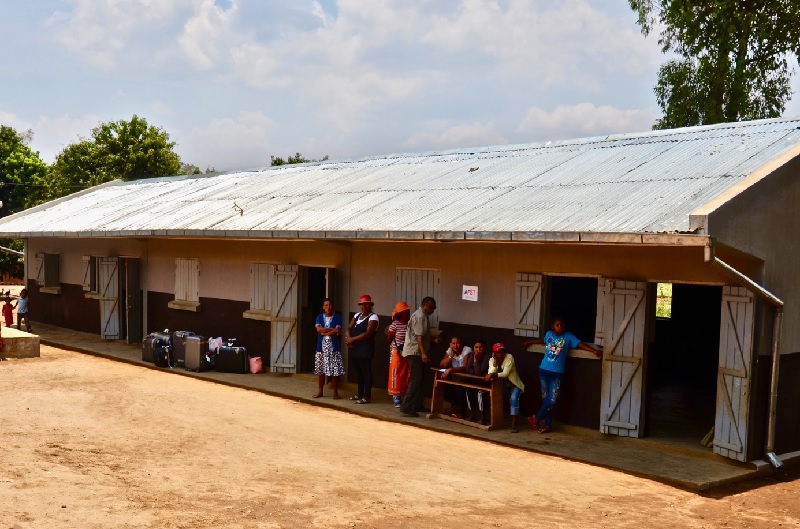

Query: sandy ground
<box><xmin>1</xmin><ymin>346</ymin><xmax>799</xmax><ymax>529</ymax></box>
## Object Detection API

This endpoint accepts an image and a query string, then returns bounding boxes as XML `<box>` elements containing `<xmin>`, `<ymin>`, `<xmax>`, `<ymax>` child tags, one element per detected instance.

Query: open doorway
<box><xmin>547</xmin><ymin>276</ymin><xmax>598</xmax><ymax>343</ymax></box>
<box><xmin>646</xmin><ymin>283</ymin><xmax>721</xmax><ymax>447</ymax></box>
<box><xmin>298</xmin><ymin>267</ymin><xmax>336</xmax><ymax>373</ymax></box>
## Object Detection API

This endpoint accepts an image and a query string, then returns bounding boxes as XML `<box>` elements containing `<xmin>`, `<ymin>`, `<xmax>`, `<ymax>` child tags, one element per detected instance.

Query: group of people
<box><xmin>2</xmin><ymin>288</ymin><xmax>31</xmax><ymax>332</ymax></box>
<box><xmin>311</xmin><ymin>295</ymin><xmax>601</xmax><ymax>433</ymax></box>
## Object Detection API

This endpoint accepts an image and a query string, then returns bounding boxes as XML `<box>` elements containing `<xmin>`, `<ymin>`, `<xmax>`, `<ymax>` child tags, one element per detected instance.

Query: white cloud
<box><xmin>0</xmin><ymin>111</ymin><xmax>103</xmax><ymax>162</ymax></box>
<box><xmin>178</xmin><ymin>111</ymin><xmax>278</xmax><ymax>171</ymax></box>
<box><xmin>403</xmin><ymin>120</ymin><xmax>507</xmax><ymax>151</ymax></box>
<box><xmin>177</xmin><ymin>0</ymin><xmax>240</xmax><ymax>70</ymax></box>
<box><xmin>46</xmin><ymin>0</ymin><xmax>190</xmax><ymax>70</ymax></box>
<box><xmin>517</xmin><ymin>103</ymin><xmax>657</xmax><ymax>141</ymax></box>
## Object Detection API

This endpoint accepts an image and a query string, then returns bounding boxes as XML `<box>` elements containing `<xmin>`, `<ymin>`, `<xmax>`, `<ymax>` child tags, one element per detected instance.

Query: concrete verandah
<box><xmin>27</xmin><ymin>321</ymin><xmax>772</xmax><ymax>492</ymax></box>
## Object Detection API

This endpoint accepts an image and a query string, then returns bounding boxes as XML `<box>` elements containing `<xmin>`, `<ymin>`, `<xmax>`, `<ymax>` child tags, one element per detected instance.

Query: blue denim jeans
<box><xmin>535</xmin><ymin>368</ymin><xmax>563</xmax><ymax>427</ymax></box>
<box><xmin>505</xmin><ymin>385</ymin><xmax>522</xmax><ymax>416</ymax></box>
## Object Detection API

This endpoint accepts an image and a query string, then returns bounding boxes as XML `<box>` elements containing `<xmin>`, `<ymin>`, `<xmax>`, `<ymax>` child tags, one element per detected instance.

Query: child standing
<box><xmin>2</xmin><ymin>298</ymin><xmax>13</xmax><ymax>327</ymax></box>
<box><xmin>524</xmin><ymin>317</ymin><xmax>601</xmax><ymax>433</ymax></box>
<box><xmin>14</xmin><ymin>289</ymin><xmax>32</xmax><ymax>332</ymax></box>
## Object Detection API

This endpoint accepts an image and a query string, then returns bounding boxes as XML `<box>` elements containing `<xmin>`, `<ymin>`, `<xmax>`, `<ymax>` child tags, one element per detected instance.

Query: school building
<box><xmin>0</xmin><ymin>117</ymin><xmax>798</xmax><ymax>465</ymax></box>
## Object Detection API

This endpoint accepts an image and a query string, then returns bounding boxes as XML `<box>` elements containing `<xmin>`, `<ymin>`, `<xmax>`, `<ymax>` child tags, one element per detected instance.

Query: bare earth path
<box><xmin>1</xmin><ymin>346</ymin><xmax>799</xmax><ymax>529</ymax></box>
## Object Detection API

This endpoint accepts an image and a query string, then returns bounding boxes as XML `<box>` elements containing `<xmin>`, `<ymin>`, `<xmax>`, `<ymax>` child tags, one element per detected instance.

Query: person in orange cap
<box><xmin>386</xmin><ymin>301</ymin><xmax>411</xmax><ymax>407</ymax></box>
<box><xmin>345</xmin><ymin>294</ymin><xmax>379</xmax><ymax>404</ymax></box>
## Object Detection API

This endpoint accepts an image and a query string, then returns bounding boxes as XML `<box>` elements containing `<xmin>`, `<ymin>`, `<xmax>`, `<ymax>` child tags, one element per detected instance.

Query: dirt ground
<box><xmin>1</xmin><ymin>346</ymin><xmax>799</xmax><ymax>529</ymax></box>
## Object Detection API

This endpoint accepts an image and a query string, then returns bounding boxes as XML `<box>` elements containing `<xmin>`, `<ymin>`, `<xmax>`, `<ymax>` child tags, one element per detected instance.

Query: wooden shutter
<box><xmin>33</xmin><ymin>254</ymin><xmax>44</xmax><ymax>286</ymax></box>
<box><xmin>270</xmin><ymin>264</ymin><xmax>299</xmax><ymax>373</ymax></box>
<box><xmin>43</xmin><ymin>254</ymin><xmax>60</xmax><ymax>288</ymax></box>
<box><xmin>82</xmin><ymin>256</ymin><xmax>93</xmax><ymax>291</ymax></box>
<box><xmin>594</xmin><ymin>278</ymin><xmax>608</xmax><ymax>345</ymax></box>
<box><xmin>395</xmin><ymin>268</ymin><xmax>440</xmax><ymax>328</ymax></box>
<box><xmin>98</xmin><ymin>258</ymin><xmax>119</xmax><ymax>340</ymax></box>
<box><xmin>175</xmin><ymin>258</ymin><xmax>199</xmax><ymax>302</ymax></box>
<box><xmin>250</xmin><ymin>263</ymin><xmax>272</xmax><ymax>312</ymax></box>
<box><xmin>514</xmin><ymin>272</ymin><xmax>543</xmax><ymax>338</ymax></box>
<box><xmin>713</xmin><ymin>286</ymin><xmax>754</xmax><ymax>462</ymax></box>
<box><xmin>600</xmin><ymin>280</ymin><xmax>647</xmax><ymax>438</ymax></box>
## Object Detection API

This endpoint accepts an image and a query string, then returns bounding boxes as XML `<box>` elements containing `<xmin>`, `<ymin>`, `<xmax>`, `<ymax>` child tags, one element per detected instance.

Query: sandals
<box><xmin>537</xmin><ymin>426</ymin><xmax>552</xmax><ymax>434</ymax></box>
<box><xmin>354</xmin><ymin>398</ymin><xmax>371</xmax><ymax>404</ymax></box>
<box><xmin>312</xmin><ymin>393</ymin><xmax>323</xmax><ymax>398</ymax></box>
<box><xmin>348</xmin><ymin>396</ymin><xmax>362</xmax><ymax>401</ymax></box>
<box><xmin>527</xmin><ymin>416</ymin><xmax>539</xmax><ymax>430</ymax></box>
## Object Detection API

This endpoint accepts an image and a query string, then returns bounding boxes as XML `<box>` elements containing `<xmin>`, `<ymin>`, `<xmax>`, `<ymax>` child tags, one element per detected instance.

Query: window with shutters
<box><xmin>35</xmin><ymin>253</ymin><xmax>61</xmax><ymax>294</ymax></box>
<box><xmin>243</xmin><ymin>262</ymin><xmax>273</xmax><ymax>321</ymax></box>
<box><xmin>82</xmin><ymin>255</ymin><xmax>100</xmax><ymax>296</ymax></box>
<box><xmin>168</xmin><ymin>257</ymin><xmax>201</xmax><ymax>312</ymax></box>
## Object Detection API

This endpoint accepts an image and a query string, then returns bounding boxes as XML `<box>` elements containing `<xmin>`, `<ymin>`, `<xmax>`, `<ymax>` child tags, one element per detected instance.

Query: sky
<box><xmin>2</xmin><ymin>0</ymin><xmax>800</xmax><ymax>173</ymax></box>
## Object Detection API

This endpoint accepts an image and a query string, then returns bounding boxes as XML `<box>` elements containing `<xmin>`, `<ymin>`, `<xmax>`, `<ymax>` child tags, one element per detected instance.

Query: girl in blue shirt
<box><xmin>523</xmin><ymin>317</ymin><xmax>601</xmax><ymax>433</ymax></box>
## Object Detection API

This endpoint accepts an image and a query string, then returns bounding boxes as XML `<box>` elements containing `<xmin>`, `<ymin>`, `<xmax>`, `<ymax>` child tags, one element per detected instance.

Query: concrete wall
<box><xmin>708</xmin><ymin>155</ymin><xmax>800</xmax><ymax>354</ymax></box>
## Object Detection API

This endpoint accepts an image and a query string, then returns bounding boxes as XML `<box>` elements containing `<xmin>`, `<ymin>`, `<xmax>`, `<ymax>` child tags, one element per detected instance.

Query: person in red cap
<box><xmin>485</xmin><ymin>342</ymin><xmax>525</xmax><ymax>432</ymax></box>
<box><xmin>386</xmin><ymin>301</ymin><xmax>411</xmax><ymax>407</ymax></box>
<box><xmin>345</xmin><ymin>295</ymin><xmax>379</xmax><ymax>404</ymax></box>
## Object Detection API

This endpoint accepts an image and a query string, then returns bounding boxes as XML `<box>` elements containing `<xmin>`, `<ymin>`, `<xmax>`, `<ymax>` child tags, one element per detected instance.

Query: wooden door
<box><xmin>600</xmin><ymin>280</ymin><xmax>647</xmax><ymax>437</ymax></box>
<box><xmin>713</xmin><ymin>286</ymin><xmax>754</xmax><ymax>462</ymax></box>
<box><xmin>270</xmin><ymin>264</ymin><xmax>299</xmax><ymax>373</ymax></box>
<box><xmin>98</xmin><ymin>257</ymin><xmax>119</xmax><ymax>340</ymax></box>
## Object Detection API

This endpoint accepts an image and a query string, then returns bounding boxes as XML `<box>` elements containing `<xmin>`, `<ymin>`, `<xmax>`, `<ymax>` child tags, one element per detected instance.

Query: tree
<box><xmin>0</xmin><ymin>125</ymin><xmax>47</xmax><ymax>278</ymax></box>
<box><xmin>270</xmin><ymin>153</ymin><xmax>329</xmax><ymax>166</ymax></box>
<box><xmin>49</xmin><ymin>115</ymin><xmax>184</xmax><ymax>200</ymax></box>
<box><xmin>630</xmin><ymin>0</ymin><xmax>800</xmax><ymax>129</ymax></box>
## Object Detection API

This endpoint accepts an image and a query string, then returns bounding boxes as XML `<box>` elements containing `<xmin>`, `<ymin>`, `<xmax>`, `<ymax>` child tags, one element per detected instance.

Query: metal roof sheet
<box><xmin>2</xmin><ymin>117</ymin><xmax>800</xmax><ymax>240</ymax></box>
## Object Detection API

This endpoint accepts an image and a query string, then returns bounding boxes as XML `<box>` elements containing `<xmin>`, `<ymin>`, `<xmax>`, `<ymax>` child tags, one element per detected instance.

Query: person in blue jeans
<box><xmin>524</xmin><ymin>317</ymin><xmax>601</xmax><ymax>433</ymax></box>
<box><xmin>484</xmin><ymin>342</ymin><xmax>524</xmax><ymax>433</ymax></box>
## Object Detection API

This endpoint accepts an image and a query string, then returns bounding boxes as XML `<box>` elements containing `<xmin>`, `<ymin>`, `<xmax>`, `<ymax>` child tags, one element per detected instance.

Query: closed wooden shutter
<box><xmin>98</xmin><ymin>258</ymin><xmax>119</xmax><ymax>340</ymax></box>
<box><xmin>250</xmin><ymin>263</ymin><xmax>272</xmax><ymax>312</ymax></box>
<box><xmin>33</xmin><ymin>254</ymin><xmax>44</xmax><ymax>286</ymax></box>
<box><xmin>395</xmin><ymin>268</ymin><xmax>440</xmax><ymax>328</ymax></box>
<box><xmin>175</xmin><ymin>258</ymin><xmax>200</xmax><ymax>302</ymax></box>
<box><xmin>514</xmin><ymin>272</ymin><xmax>543</xmax><ymax>338</ymax></box>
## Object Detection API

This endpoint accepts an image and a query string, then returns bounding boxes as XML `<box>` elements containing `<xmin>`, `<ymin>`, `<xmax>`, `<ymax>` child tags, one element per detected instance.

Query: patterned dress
<box><xmin>314</xmin><ymin>313</ymin><xmax>345</xmax><ymax>376</ymax></box>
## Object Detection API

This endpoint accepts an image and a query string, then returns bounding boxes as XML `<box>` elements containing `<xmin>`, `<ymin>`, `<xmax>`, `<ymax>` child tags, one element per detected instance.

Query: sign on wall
<box><xmin>462</xmin><ymin>285</ymin><xmax>478</xmax><ymax>302</ymax></box>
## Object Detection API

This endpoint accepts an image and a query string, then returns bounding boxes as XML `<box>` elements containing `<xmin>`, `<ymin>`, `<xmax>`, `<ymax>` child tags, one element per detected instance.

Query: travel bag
<box><xmin>184</xmin><ymin>335</ymin><xmax>212</xmax><ymax>372</ymax></box>
<box><xmin>142</xmin><ymin>331</ymin><xmax>172</xmax><ymax>364</ymax></box>
<box><xmin>153</xmin><ymin>343</ymin><xmax>174</xmax><ymax>368</ymax></box>
<box><xmin>171</xmin><ymin>331</ymin><xmax>196</xmax><ymax>367</ymax></box>
<box><xmin>215</xmin><ymin>340</ymin><xmax>248</xmax><ymax>374</ymax></box>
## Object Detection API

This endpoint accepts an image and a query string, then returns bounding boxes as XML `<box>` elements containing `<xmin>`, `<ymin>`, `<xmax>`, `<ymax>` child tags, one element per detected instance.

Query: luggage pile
<box><xmin>141</xmin><ymin>330</ymin><xmax>265</xmax><ymax>374</ymax></box>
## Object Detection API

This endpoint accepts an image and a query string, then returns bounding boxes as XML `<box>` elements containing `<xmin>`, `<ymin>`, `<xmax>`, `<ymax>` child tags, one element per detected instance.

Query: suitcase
<box><xmin>171</xmin><ymin>331</ymin><xmax>196</xmax><ymax>367</ymax></box>
<box><xmin>142</xmin><ymin>332</ymin><xmax>171</xmax><ymax>364</ymax></box>
<box><xmin>153</xmin><ymin>343</ymin><xmax>174</xmax><ymax>368</ymax></box>
<box><xmin>215</xmin><ymin>345</ymin><xmax>248</xmax><ymax>373</ymax></box>
<box><xmin>185</xmin><ymin>335</ymin><xmax>212</xmax><ymax>372</ymax></box>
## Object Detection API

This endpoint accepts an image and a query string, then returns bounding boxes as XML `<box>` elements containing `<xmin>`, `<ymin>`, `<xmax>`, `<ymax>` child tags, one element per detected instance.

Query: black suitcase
<box><xmin>171</xmin><ymin>331</ymin><xmax>196</xmax><ymax>367</ymax></box>
<box><xmin>142</xmin><ymin>332</ymin><xmax>171</xmax><ymax>364</ymax></box>
<box><xmin>185</xmin><ymin>335</ymin><xmax>212</xmax><ymax>372</ymax></box>
<box><xmin>215</xmin><ymin>344</ymin><xmax>248</xmax><ymax>373</ymax></box>
<box><xmin>153</xmin><ymin>343</ymin><xmax>174</xmax><ymax>368</ymax></box>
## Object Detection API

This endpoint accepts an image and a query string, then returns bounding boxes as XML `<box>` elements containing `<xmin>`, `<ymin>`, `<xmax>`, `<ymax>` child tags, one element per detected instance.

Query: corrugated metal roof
<box><xmin>2</xmin><ymin>117</ymin><xmax>799</xmax><ymax>241</ymax></box>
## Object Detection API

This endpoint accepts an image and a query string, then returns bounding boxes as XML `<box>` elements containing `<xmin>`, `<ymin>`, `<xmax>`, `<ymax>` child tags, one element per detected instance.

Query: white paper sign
<box><xmin>462</xmin><ymin>285</ymin><xmax>478</xmax><ymax>302</ymax></box>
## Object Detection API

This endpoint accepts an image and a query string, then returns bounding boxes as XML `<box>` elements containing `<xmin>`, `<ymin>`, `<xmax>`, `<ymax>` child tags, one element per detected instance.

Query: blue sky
<box><xmin>2</xmin><ymin>0</ymin><xmax>800</xmax><ymax>172</ymax></box>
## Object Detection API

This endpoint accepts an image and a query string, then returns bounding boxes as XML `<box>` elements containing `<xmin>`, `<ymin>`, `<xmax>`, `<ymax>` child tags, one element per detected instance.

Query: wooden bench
<box><xmin>427</xmin><ymin>369</ymin><xmax>505</xmax><ymax>430</ymax></box>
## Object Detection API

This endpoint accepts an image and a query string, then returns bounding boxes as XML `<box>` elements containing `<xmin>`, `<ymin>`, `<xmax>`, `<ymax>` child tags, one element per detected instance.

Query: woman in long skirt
<box><xmin>313</xmin><ymin>298</ymin><xmax>344</xmax><ymax>399</ymax></box>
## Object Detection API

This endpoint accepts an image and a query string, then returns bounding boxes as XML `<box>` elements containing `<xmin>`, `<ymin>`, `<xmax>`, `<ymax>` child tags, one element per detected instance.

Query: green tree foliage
<box><xmin>49</xmin><ymin>115</ymin><xmax>183</xmax><ymax>200</ymax></box>
<box><xmin>0</xmin><ymin>126</ymin><xmax>46</xmax><ymax>278</ymax></box>
<box><xmin>0</xmin><ymin>126</ymin><xmax>49</xmax><ymax>214</ymax></box>
<box><xmin>270</xmin><ymin>153</ymin><xmax>328</xmax><ymax>166</ymax></box>
<box><xmin>630</xmin><ymin>0</ymin><xmax>800</xmax><ymax>129</ymax></box>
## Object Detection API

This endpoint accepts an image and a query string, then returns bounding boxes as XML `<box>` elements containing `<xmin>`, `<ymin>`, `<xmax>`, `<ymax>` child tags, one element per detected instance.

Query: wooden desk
<box><xmin>427</xmin><ymin>369</ymin><xmax>505</xmax><ymax>431</ymax></box>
